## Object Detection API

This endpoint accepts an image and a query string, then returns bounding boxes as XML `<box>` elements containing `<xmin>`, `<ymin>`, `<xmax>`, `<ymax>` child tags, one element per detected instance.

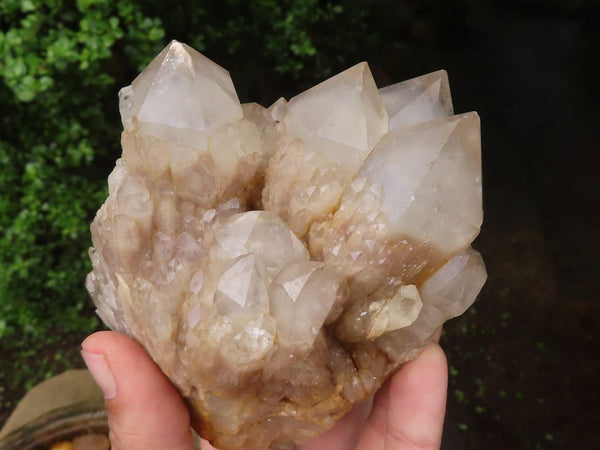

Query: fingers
<box><xmin>357</xmin><ymin>342</ymin><xmax>448</xmax><ymax>450</ymax></box>
<box><xmin>385</xmin><ymin>342</ymin><xmax>447</xmax><ymax>449</ymax></box>
<box><xmin>81</xmin><ymin>331</ymin><xmax>194</xmax><ymax>450</ymax></box>
<box><xmin>80</xmin><ymin>331</ymin><xmax>446</xmax><ymax>450</ymax></box>
<box><xmin>198</xmin><ymin>438</ymin><xmax>220</xmax><ymax>449</ymax></box>
<box><xmin>355</xmin><ymin>375</ymin><xmax>393</xmax><ymax>449</ymax></box>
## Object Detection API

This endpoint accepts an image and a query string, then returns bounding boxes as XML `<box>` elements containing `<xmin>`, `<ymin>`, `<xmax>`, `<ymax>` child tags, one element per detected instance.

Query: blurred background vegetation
<box><xmin>1</xmin><ymin>0</ymin><xmax>598</xmax><ymax>448</ymax></box>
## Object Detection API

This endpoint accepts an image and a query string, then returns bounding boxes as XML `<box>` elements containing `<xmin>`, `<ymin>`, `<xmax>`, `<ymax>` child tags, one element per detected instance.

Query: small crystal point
<box><xmin>420</xmin><ymin>247</ymin><xmax>487</xmax><ymax>318</ymax></box>
<box><xmin>269</xmin><ymin>260</ymin><xmax>340</xmax><ymax>349</ymax></box>
<box><xmin>336</xmin><ymin>284</ymin><xmax>423</xmax><ymax>342</ymax></box>
<box><xmin>216</xmin><ymin>253</ymin><xmax>267</xmax><ymax>311</ymax></box>
<box><xmin>375</xmin><ymin>248</ymin><xmax>486</xmax><ymax>364</ymax></box>
<box><xmin>212</xmin><ymin>211</ymin><xmax>309</xmax><ymax>277</ymax></box>
<box><xmin>379</xmin><ymin>69</ymin><xmax>453</xmax><ymax>130</ymax></box>
<box><xmin>366</xmin><ymin>285</ymin><xmax>423</xmax><ymax>339</ymax></box>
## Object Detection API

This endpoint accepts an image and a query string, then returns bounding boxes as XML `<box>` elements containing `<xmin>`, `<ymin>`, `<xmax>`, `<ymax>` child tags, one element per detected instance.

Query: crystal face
<box><xmin>87</xmin><ymin>40</ymin><xmax>486</xmax><ymax>450</ymax></box>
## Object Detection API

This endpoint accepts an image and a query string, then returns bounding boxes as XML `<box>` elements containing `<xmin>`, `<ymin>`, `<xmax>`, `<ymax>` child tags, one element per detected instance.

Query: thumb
<box><xmin>81</xmin><ymin>331</ymin><xmax>193</xmax><ymax>450</ymax></box>
<box><xmin>385</xmin><ymin>342</ymin><xmax>448</xmax><ymax>449</ymax></box>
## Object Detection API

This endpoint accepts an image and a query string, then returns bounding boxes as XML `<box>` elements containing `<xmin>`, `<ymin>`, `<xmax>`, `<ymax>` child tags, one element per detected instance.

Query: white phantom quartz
<box><xmin>87</xmin><ymin>40</ymin><xmax>486</xmax><ymax>450</ymax></box>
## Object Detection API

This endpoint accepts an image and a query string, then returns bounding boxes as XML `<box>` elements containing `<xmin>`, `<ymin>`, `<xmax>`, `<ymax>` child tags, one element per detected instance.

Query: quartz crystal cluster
<box><xmin>86</xmin><ymin>40</ymin><xmax>486</xmax><ymax>449</ymax></box>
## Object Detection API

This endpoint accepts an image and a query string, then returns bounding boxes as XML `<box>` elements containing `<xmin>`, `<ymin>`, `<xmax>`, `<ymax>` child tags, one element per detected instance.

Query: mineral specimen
<box><xmin>86</xmin><ymin>40</ymin><xmax>486</xmax><ymax>449</ymax></box>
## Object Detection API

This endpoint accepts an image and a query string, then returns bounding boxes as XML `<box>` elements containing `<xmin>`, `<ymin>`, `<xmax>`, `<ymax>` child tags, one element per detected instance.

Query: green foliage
<box><xmin>136</xmin><ymin>0</ymin><xmax>342</xmax><ymax>78</ymax></box>
<box><xmin>134</xmin><ymin>0</ymin><xmax>467</xmax><ymax>102</ymax></box>
<box><xmin>0</xmin><ymin>0</ymin><xmax>166</xmax><ymax>342</ymax></box>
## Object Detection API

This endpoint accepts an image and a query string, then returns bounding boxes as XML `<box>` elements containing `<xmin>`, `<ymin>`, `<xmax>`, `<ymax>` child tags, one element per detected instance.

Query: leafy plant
<box><xmin>0</xmin><ymin>0</ymin><xmax>166</xmax><ymax>342</ymax></box>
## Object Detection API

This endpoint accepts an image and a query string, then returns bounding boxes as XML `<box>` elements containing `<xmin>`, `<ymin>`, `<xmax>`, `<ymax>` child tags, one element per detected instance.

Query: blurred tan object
<box><xmin>0</xmin><ymin>370</ymin><xmax>107</xmax><ymax>449</ymax></box>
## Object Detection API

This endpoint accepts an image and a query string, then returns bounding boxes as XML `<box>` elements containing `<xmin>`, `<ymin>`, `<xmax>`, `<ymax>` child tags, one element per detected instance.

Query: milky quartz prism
<box><xmin>87</xmin><ymin>40</ymin><xmax>486</xmax><ymax>449</ymax></box>
<box><xmin>263</xmin><ymin>62</ymin><xmax>388</xmax><ymax>236</ymax></box>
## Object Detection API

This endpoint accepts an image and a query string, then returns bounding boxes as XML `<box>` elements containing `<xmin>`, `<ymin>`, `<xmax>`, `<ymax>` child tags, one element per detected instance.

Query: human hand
<box><xmin>81</xmin><ymin>330</ymin><xmax>447</xmax><ymax>450</ymax></box>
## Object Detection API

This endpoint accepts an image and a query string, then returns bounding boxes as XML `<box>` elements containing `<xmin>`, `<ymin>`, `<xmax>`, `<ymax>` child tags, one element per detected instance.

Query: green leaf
<box><xmin>20</xmin><ymin>0</ymin><xmax>36</xmax><ymax>13</ymax></box>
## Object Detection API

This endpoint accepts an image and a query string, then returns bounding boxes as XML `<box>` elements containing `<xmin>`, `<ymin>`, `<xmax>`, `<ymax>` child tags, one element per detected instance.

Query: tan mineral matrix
<box><xmin>86</xmin><ymin>40</ymin><xmax>486</xmax><ymax>449</ymax></box>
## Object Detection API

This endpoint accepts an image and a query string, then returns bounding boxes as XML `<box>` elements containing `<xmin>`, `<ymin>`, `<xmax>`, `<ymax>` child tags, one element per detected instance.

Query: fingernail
<box><xmin>82</xmin><ymin>350</ymin><xmax>117</xmax><ymax>400</ymax></box>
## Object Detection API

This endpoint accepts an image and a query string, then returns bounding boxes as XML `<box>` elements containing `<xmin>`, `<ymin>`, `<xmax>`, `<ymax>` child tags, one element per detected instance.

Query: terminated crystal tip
<box><xmin>379</xmin><ymin>69</ymin><xmax>453</xmax><ymax>129</ymax></box>
<box><xmin>120</xmin><ymin>40</ymin><xmax>242</xmax><ymax>141</ymax></box>
<box><xmin>87</xmin><ymin>41</ymin><xmax>486</xmax><ymax>450</ymax></box>
<box><xmin>283</xmin><ymin>62</ymin><xmax>388</xmax><ymax>153</ymax></box>
<box><xmin>263</xmin><ymin>62</ymin><xmax>390</xmax><ymax>236</ymax></box>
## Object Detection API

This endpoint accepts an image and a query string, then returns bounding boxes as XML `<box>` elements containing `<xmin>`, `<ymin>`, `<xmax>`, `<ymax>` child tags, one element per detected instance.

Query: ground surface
<box><xmin>2</xmin><ymin>2</ymin><xmax>599</xmax><ymax>448</ymax></box>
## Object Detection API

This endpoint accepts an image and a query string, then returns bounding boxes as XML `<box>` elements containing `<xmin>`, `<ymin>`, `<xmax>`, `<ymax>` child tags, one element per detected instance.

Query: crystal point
<box><xmin>122</xmin><ymin>40</ymin><xmax>242</xmax><ymax>139</ymax></box>
<box><xmin>216</xmin><ymin>254</ymin><xmax>264</xmax><ymax>309</ymax></box>
<box><xmin>87</xmin><ymin>42</ymin><xmax>485</xmax><ymax>450</ymax></box>
<box><xmin>284</xmin><ymin>62</ymin><xmax>388</xmax><ymax>152</ymax></box>
<box><xmin>329</xmin><ymin>111</ymin><xmax>482</xmax><ymax>258</ymax></box>
<box><xmin>263</xmin><ymin>63</ymin><xmax>389</xmax><ymax>236</ymax></box>
<box><xmin>379</xmin><ymin>69</ymin><xmax>453</xmax><ymax>129</ymax></box>
<box><xmin>269</xmin><ymin>260</ymin><xmax>340</xmax><ymax>349</ymax></box>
